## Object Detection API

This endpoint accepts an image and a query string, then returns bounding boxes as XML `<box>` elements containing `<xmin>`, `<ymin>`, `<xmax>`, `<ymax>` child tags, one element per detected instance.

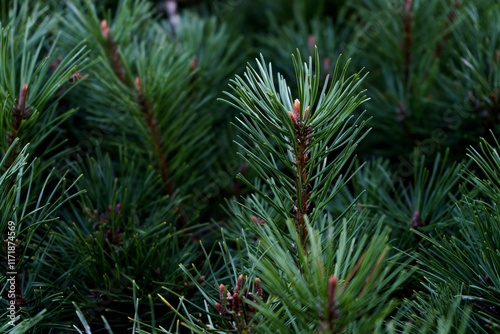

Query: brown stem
<box><xmin>135</xmin><ymin>77</ymin><xmax>190</xmax><ymax>229</ymax></box>
<box><xmin>101</xmin><ymin>20</ymin><xmax>127</xmax><ymax>85</ymax></box>
<box><xmin>359</xmin><ymin>250</ymin><xmax>387</xmax><ymax>297</ymax></box>
<box><xmin>341</xmin><ymin>250</ymin><xmax>367</xmax><ymax>294</ymax></box>
<box><xmin>294</xmin><ymin>125</ymin><xmax>312</xmax><ymax>246</ymax></box>
<box><xmin>319</xmin><ymin>274</ymin><xmax>340</xmax><ymax>332</ymax></box>
<box><xmin>289</xmin><ymin>100</ymin><xmax>313</xmax><ymax>249</ymax></box>
<box><xmin>135</xmin><ymin>77</ymin><xmax>175</xmax><ymax>196</ymax></box>
<box><xmin>100</xmin><ymin>21</ymin><xmax>175</xmax><ymax>196</ymax></box>
<box><xmin>6</xmin><ymin>84</ymin><xmax>29</xmax><ymax>168</ymax></box>
<box><xmin>101</xmin><ymin>21</ymin><xmax>186</xmax><ymax>225</ymax></box>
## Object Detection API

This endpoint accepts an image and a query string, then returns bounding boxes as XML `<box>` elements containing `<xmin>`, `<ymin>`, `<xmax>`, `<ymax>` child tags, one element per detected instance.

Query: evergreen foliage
<box><xmin>1</xmin><ymin>0</ymin><xmax>500</xmax><ymax>333</ymax></box>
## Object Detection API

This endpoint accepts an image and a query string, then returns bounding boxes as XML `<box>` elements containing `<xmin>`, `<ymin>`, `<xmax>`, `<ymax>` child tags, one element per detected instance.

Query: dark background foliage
<box><xmin>1</xmin><ymin>0</ymin><xmax>500</xmax><ymax>333</ymax></box>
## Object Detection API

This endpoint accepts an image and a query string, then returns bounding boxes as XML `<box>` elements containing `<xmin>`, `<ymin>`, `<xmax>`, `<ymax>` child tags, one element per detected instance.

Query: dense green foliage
<box><xmin>1</xmin><ymin>0</ymin><xmax>500</xmax><ymax>333</ymax></box>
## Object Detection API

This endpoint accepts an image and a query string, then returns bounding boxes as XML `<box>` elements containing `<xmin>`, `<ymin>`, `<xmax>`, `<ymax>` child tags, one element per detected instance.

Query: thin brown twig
<box><xmin>288</xmin><ymin>99</ymin><xmax>313</xmax><ymax>250</ymax></box>
<box><xmin>5</xmin><ymin>84</ymin><xmax>29</xmax><ymax>168</ymax></box>
<box><xmin>135</xmin><ymin>77</ymin><xmax>175</xmax><ymax>197</ymax></box>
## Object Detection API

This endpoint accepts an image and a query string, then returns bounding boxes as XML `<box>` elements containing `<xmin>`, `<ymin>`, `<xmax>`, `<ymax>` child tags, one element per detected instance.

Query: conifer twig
<box><xmin>100</xmin><ymin>20</ymin><xmax>127</xmax><ymax>84</ymax></box>
<box><xmin>6</xmin><ymin>84</ymin><xmax>30</xmax><ymax>168</ymax></box>
<box><xmin>135</xmin><ymin>77</ymin><xmax>175</xmax><ymax>196</ymax></box>
<box><xmin>288</xmin><ymin>99</ymin><xmax>313</xmax><ymax>248</ymax></box>
<box><xmin>100</xmin><ymin>20</ymin><xmax>176</xmax><ymax>197</ymax></box>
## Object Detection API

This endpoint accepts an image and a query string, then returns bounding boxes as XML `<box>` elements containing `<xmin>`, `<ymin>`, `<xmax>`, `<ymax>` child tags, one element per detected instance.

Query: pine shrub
<box><xmin>1</xmin><ymin>0</ymin><xmax>500</xmax><ymax>333</ymax></box>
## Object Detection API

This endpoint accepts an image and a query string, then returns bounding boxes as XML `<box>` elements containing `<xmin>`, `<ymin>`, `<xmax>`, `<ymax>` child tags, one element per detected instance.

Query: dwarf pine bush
<box><xmin>1</xmin><ymin>0</ymin><xmax>500</xmax><ymax>333</ymax></box>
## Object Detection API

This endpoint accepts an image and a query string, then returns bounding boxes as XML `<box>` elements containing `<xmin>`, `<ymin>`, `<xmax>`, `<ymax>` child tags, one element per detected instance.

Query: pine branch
<box><xmin>134</xmin><ymin>77</ymin><xmax>174</xmax><ymax>196</ymax></box>
<box><xmin>100</xmin><ymin>20</ymin><xmax>127</xmax><ymax>85</ymax></box>
<box><xmin>98</xmin><ymin>18</ymin><xmax>175</xmax><ymax>196</ymax></box>
<box><xmin>0</xmin><ymin>16</ymin><xmax>89</xmax><ymax>158</ymax></box>
<box><xmin>288</xmin><ymin>99</ymin><xmax>313</xmax><ymax>247</ymax></box>
<box><xmin>6</xmin><ymin>84</ymin><xmax>29</xmax><ymax>167</ymax></box>
<box><xmin>224</xmin><ymin>48</ymin><xmax>369</xmax><ymax>243</ymax></box>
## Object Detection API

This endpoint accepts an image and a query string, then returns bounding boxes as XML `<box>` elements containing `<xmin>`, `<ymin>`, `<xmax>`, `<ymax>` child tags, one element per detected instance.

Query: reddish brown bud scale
<box><xmin>190</xmin><ymin>57</ymin><xmax>198</xmax><ymax>72</ymax></box>
<box><xmin>405</xmin><ymin>0</ymin><xmax>412</xmax><ymax>13</ymax></box>
<box><xmin>219</xmin><ymin>284</ymin><xmax>225</xmax><ymax>302</ymax></box>
<box><xmin>242</xmin><ymin>286</ymin><xmax>248</xmax><ymax>297</ymax></box>
<box><xmin>293</xmin><ymin>99</ymin><xmax>300</xmax><ymax>120</ymax></box>
<box><xmin>289</xmin><ymin>99</ymin><xmax>311</xmax><ymax>122</ymax></box>
<box><xmin>20</xmin><ymin>84</ymin><xmax>28</xmax><ymax>96</ymax></box>
<box><xmin>18</xmin><ymin>84</ymin><xmax>28</xmax><ymax>109</ymax></box>
<box><xmin>254</xmin><ymin>278</ymin><xmax>262</xmax><ymax>298</ymax></box>
<box><xmin>233</xmin><ymin>292</ymin><xmax>239</xmax><ymax>312</ymax></box>
<box><xmin>235</xmin><ymin>274</ymin><xmax>245</xmax><ymax>295</ymax></box>
<box><xmin>215</xmin><ymin>302</ymin><xmax>225</xmax><ymax>315</ymax></box>
<box><xmin>251</xmin><ymin>215</ymin><xmax>264</xmax><ymax>225</ymax></box>
<box><xmin>318</xmin><ymin>260</ymin><xmax>323</xmax><ymax>276</ymax></box>
<box><xmin>134</xmin><ymin>77</ymin><xmax>142</xmax><ymax>94</ymax></box>
<box><xmin>327</xmin><ymin>275</ymin><xmax>337</xmax><ymax>303</ymax></box>
<box><xmin>411</xmin><ymin>210</ymin><xmax>420</xmax><ymax>228</ymax></box>
<box><xmin>100</xmin><ymin>20</ymin><xmax>110</xmax><ymax>40</ymax></box>
<box><xmin>213</xmin><ymin>276</ymin><xmax>263</xmax><ymax>331</ymax></box>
